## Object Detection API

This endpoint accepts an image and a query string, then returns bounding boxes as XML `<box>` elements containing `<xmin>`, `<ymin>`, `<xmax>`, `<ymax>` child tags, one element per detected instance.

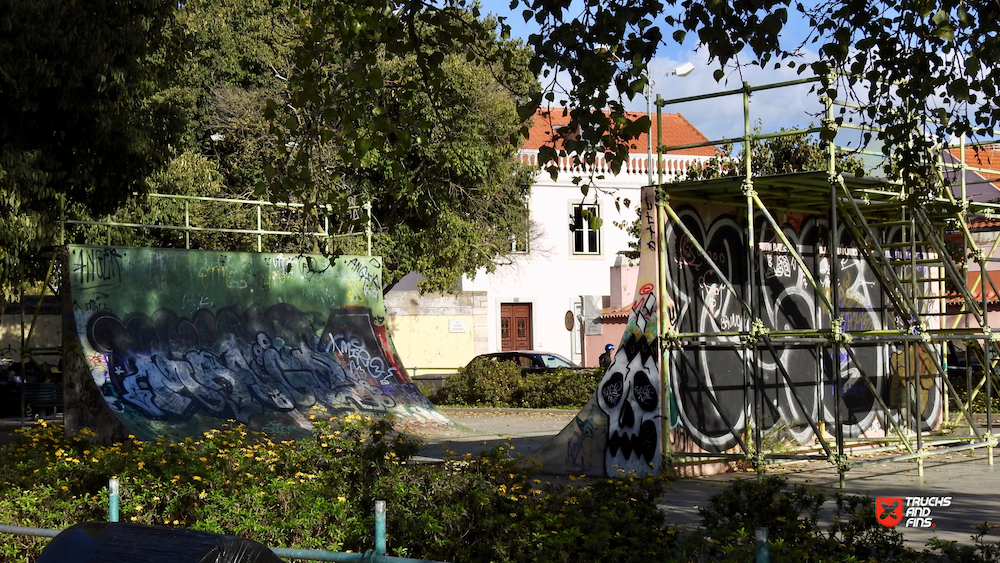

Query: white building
<box><xmin>458</xmin><ymin>108</ymin><xmax>716</xmax><ymax>366</ymax></box>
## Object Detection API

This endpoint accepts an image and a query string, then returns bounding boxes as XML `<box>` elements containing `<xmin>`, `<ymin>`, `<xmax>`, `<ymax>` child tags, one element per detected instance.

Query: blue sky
<box><xmin>476</xmin><ymin>0</ymin><xmax>839</xmax><ymax>146</ymax></box>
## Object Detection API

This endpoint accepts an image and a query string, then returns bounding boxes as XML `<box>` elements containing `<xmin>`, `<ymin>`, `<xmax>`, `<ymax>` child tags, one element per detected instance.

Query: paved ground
<box><xmin>422</xmin><ymin>407</ymin><xmax>1000</xmax><ymax>550</ymax></box>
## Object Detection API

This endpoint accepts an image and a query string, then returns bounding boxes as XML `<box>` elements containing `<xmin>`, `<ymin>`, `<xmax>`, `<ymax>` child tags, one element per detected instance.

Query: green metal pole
<box><xmin>0</xmin><ymin>525</ymin><xmax>60</xmax><ymax>538</ymax></box>
<box><xmin>655</xmin><ymin>92</ymin><xmax>671</xmax><ymax>466</ymax></box>
<box><xmin>375</xmin><ymin>500</ymin><xmax>386</xmax><ymax>556</ymax></box>
<box><xmin>108</xmin><ymin>478</ymin><xmax>119</xmax><ymax>522</ymax></box>
<box><xmin>755</xmin><ymin>528</ymin><xmax>770</xmax><ymax>563</ymax></box>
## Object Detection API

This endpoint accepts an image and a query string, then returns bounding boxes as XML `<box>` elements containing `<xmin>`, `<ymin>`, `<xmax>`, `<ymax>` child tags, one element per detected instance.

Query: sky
<box><xmin>476</xmin><ymin>0</ymin><xmax>844</xmax><ymax>147</ymax></box>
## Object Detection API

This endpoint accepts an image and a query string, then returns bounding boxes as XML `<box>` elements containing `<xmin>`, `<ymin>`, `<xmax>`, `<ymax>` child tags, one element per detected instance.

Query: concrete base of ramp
<box><xmin>413</xmin><ymin>407</ymin><xmax>578</xmax><ymax>463</ymax></box>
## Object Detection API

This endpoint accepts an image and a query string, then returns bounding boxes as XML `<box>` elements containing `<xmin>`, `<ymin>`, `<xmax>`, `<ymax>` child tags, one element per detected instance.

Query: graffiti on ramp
<box><xmin>63</xmin><ymin>246</ymin><xmax>451</xmax><ymax>442</ymax></box>
<box><xmin>526</xmin><ymin>186</ymin><xmax>664</xmax><ymax>477</ymax></box>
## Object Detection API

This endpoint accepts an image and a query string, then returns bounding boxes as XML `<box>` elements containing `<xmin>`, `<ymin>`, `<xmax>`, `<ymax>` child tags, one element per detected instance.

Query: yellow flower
<box><xmin>337</xmin><ymin>496</ymin><xmax>347</xmax><ymax>502</ymax></box>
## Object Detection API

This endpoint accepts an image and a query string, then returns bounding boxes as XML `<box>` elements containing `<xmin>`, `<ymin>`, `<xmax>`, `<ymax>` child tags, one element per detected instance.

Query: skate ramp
<box><xmin>527</xmin><ymin>186</ymin><xmax>664</xmax><ymax>477</ymax></box>
<box><xmin>62</xmin><ymin>246</ymin><xmax>452</xmax><ymax>442</ymax></box>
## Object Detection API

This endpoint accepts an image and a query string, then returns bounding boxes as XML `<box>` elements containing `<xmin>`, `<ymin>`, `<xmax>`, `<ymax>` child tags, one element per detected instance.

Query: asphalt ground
<box><xmin>421</xmin><ymin>407</ymin><xmax>1000</xmax><ymax>550</ymax></box>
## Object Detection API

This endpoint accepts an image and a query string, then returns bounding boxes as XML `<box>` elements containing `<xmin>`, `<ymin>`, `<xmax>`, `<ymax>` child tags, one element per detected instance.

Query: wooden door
<box><xmin>500</xmin><ymin>303</ymin><xmax>532</xmax><ymax>350</ymax></box>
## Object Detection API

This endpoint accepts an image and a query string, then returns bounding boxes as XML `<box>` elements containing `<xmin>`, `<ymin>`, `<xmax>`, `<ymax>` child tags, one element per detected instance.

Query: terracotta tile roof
<box><xmin>522</xmin><ymin>107</ymin><xmax>716</xmax><ymax>157</ymax></box>
<box><xmin>598</xmin><ymin>305</ymin><xmax>631</xmax><ymax>321</ymax></box>
<box><xmin>945</xmin><ymin>271</ymin><xmax>1000</xmax><ymax>306</ymax></box>
<box><xmin>946</xmin><ymin>145</ymin><xmax>1000</xmax><ymax>171</ymax></box>
<box><xmin>944</xmin><ymin>145</ymin><xmax>1000</xmax><ymax>201</ymax></box>
<box><xmin>969</xmin><ymin>216</ymin><xmax>1000</xmax><ymax>231</ymax></box>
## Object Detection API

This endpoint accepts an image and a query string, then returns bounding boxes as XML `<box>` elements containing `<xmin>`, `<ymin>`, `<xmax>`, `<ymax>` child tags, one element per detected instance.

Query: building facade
<box><xmin>458</xmin><ymin>108</ymin><xmax>715</xmax><ymax>366</ymax></box>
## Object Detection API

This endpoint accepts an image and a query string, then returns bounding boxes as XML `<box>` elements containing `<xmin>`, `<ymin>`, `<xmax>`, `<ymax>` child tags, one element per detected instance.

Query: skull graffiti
<box><xmin>597</xmin><ymin>293</ymin><xmax>661</xmax><ymax>475</ymax></box>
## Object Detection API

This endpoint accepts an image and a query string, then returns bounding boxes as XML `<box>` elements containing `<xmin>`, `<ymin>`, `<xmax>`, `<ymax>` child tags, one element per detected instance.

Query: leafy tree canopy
<box><xmin>0</xmin><ymin>0</ymin><xmax>180</xmax><ymax>301</ymax></box>
<box><xmin>3</xmin><ymin>0</ymin><xmax>535</xmax><ymax>298</ymax></box>
<box><xmin>269</xmin><ymin>1</ymin><xmax>537</xmax><ymax>292</ymax></box>
<box><xmin>516</xmin><ymin>0</ymin><xmax>1000</xmax><ymax>184</ymax></box>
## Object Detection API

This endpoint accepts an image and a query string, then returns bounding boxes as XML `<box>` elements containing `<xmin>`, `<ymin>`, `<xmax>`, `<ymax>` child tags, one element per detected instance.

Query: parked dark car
<box><xmin>467</xmin><ymin>351</ymin><xmax>581</xmax><ymax>374</ymax></box>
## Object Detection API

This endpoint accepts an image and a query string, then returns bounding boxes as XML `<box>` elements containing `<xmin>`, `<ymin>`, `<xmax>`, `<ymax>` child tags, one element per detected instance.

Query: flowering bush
<box><xmin>0</xmin><ymin>415</ymin><xmax>673</xmax><ymax>562</ymax></box>
<box><xmin>1</xmin><ymin>417</ymin><xmax>999</xmax><ymax>562</ymax></box>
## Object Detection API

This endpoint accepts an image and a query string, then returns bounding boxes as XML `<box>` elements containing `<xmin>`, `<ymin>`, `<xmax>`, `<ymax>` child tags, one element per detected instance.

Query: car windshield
<box><xmin>537</xmin><ymin>354</ymin><xmax>574</xmax><ymax>368</ymax></box>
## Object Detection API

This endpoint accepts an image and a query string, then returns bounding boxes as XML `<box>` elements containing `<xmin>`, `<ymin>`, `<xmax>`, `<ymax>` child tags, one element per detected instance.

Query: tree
<box><xmin>270</xmin><ymin>3</ymin><xmax>537</xmax><ymax>292</ymax></box>
<box><xmin>0</xmin><ymin>0</ymin><xmax>181</xmax><ymax>301</ymax></box>
<box><xmin>65</xmin><ymin>0</ymin><xmax>536</xmax><ymax>294</ymax></box>
<box><xmin>270</xmin><ymin>0</ymin><xmax>999</xmax><ymax>190</ymax></box>
<box><xmin>515</xmin><ymin>0</ymin><xmax>1000</xmax><ymax>186</ymax></box>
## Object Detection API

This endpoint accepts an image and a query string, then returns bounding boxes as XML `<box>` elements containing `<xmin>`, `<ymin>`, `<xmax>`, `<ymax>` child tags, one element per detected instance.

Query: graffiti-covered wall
<box><xmin>62</xmin><ymin>246</ymin><xmax>450</xmax><ymax>442</ymax></box>
<box><xmin>664</xmin><ymin>204</ymin><xmax>943</xmax><ymax>454</ymax></box>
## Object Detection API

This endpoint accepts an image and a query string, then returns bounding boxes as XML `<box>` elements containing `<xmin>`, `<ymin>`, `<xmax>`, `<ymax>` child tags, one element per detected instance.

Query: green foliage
<box><xmin>3</xmin><ymin>420</ymin><xmax>1000</xmax><ymax>561</ymax></box>
<box><xmin>433</xmin><ymin>357</ymin><xmax>526</xmax><ymax>406</ymax></box>
<box><xmin>274</xmin><ymin>4</ymin><xmax>538</xmax><ymax>292</ymax></box>
<box><xmin>514</xmin><ymin>0</ymin><xmax>1000</xmax><ymax>191</ymax></box>
<box><xmin>685</xmin><ymin>127</ymin><xmax>866</xmax><ymax>181</ymax></box>
<box><xmin>947</xmin><ymin>366</ymin><xmax>1000</xmax><ymax>415</ymax></box>
<box><xmin>5</xmin><ymin>0</ymin><xmax>536</xmax><ymax>299</ymax></box>
<box><xmin>0</xmin><ymin>417</ymin><xmax>672</xmax><ymax>563</ymax></box>
<box><xmin>699</xmin><ymin>475</ymin><xmax>826</xmax><ymax>548</ymax></box>
<box><xmin>432</xmin><ymin>358</ymin><xmax>603</xmax><ymax>407</ymax></box>
<box><xmin>0</xmin><ymin>0</ymin><xmax>180</xmax><ymax>301</ymax></box>
<box><xmin>518</xmin><ymin>368</ymin><xmax>605</xmax><ymax>408</ymax></box>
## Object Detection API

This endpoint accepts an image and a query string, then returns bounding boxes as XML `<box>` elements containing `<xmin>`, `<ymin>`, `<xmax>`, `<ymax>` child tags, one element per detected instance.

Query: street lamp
<box><xmin>647</xmin><ymin>62</ymin><xmax>695</xmax><ymax>185</ymax></box>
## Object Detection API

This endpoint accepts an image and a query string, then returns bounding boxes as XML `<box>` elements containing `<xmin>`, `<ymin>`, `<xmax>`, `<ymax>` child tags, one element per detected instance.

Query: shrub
<box><xmin>699</xmin><ymin>475</ymin><xmax>826</xmax><ymax>553</ymax></box>
<box><xmin>947</xmin><ymin>368</ymin><xmax>1000</xmax><ymax>415</ymax></box>
<box><xmin>0</xmin><ymin>417</ymin><xmax>676</xmax><ymax>563</ymax></box>
<box><xmin>432</xmin><ymin>358</ymin><xmax>525</xmax><ymax>406</ymax></box>
<box><xmin>5</xmin><ymin>419</ymin><xmax>1000</xmax><ymax>562</ymax></box>
<box><xmin>432</xmin><ymin>360</ymin><xmax>603</xmax><ymax>408</ymax></box>
<box><xmin>519</xmin><ymin>368</ymin><xmax>603</xmax><ymax>408</ymax></box>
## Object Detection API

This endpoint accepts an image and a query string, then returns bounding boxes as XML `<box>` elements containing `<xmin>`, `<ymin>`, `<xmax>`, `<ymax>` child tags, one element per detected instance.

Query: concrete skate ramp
<box><xmin>62</xmin><ymin>246</ymin><xmax>452</xmax><ymax>442</ymax></box>
<box><xmin>526</xmin><ymin>186</ymin><xmax>663</xmax><ymax>477</ymax></box>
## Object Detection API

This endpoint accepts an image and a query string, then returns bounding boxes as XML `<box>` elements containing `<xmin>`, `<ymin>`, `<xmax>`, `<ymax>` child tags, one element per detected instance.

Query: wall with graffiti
<box><xmin>62</xmin><ymin>246</ymin><xmax>451</xmax><ymax>442</ymax></box>
<box><xmin>663</xmin><ymin>205</ymin><xmax>942</xmax><ymax>454</ymax></box>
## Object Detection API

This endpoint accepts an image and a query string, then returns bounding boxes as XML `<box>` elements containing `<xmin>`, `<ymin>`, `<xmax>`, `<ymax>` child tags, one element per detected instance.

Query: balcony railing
<box><xmin>518</xmin><ymin>149</ymin><xmax>713</xmax><ymax>183</ymax></box>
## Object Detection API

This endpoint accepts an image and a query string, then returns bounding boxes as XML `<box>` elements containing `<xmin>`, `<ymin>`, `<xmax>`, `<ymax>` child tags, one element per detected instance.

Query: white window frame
<box><xmin>571</xmin><ymin>203</ymin><xmax>601</xmax><ymax>255</ymax></box>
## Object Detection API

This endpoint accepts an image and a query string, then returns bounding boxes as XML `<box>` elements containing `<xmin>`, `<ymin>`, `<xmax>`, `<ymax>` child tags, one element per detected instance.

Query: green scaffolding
<box><xmin>653</xmin><ymin>75</ymin><xmax>1000</xmax><ymax>484</ymax></box>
